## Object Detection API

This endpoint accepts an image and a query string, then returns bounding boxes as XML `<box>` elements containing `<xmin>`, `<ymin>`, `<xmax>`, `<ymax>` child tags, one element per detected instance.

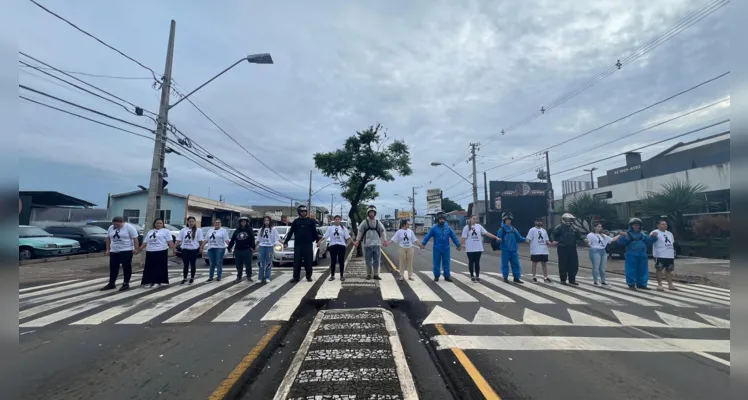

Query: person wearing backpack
<box><xmin>551</xmin><ymin>213</ymin><xmax>583</xmax><ymax>285</ymax></box>
<box><xmin>496</xmin><ymin>212</ymin><xmax>527</xmax><ymax>284</ymax></box>
<box><xmin>353</xmin><ymin>205</ymin><xmax>388</xmax><ymax>280</ymax></box>
<box><xmin>422</xmin><ymin>211</ymin><xmax>462</xmax><ymax>282</ymax></box>
<box><xmin>585</xmin><ymin>223</ymin><xmax>614</xmax><ymax>285</ymax></box>
<box><xmin>612</xmin><ymin>217</ymin><xmax>659</xmax><ymax>290</ymax></box>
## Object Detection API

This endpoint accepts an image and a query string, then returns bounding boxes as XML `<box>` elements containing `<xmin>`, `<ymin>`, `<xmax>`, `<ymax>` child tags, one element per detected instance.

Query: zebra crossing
<box><xmin>18</xmin><ymin>265</ymin><xmax>730</xmax><ymax>332</ymax></box>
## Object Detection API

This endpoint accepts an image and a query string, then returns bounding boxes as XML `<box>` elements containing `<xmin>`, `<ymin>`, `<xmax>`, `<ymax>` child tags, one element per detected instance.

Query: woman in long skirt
<box><xmin>140</xmin><ymin>218</ymin><xmax>175</xmax><ymax>287</ymax></box>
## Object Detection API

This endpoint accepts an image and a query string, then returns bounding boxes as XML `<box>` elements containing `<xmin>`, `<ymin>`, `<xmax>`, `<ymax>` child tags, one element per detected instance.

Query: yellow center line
<box><xmin>381</xmin><ymin>250</ymin><xmax>400</xmax><ymax>273</ymax></box>
<box><xmin>208</xmin><ymin>324</ymin><xmax>282</xmax><ymax>400</ymax></box>
<box><xmin>435</xmin><ymin>324</ymin><xmax>501</xmax><ymax>400</ymax></box>
<box><xmin>382</xmin><ymin>246</ymin><xmax>500</xmax><ymax>399</ymax></box>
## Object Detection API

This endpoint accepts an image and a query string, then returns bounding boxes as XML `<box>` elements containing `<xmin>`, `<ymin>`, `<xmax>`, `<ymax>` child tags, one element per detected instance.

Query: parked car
<box><xmin>272</xmin><ymin>226</ymin><xmax>327</xmax><ymax>266</ymax></box>
<box><xmin>19</xmin><ymin>225</ymin><xmax>81</xmax><ymax>260</ymax></box>
<box><xmin>86</xmin><ymin>220</ymin><xmax>144</xmax><ymax>245</ymax></box>
<box><xmin>44</xmin><ymin>224</ymin><xmax>108</xmax><ymax>253</ymax></box>
<box><xmin>317</xmin><ymin>227</ymin><xmax>329</xmax><ymax>259</ymax></box>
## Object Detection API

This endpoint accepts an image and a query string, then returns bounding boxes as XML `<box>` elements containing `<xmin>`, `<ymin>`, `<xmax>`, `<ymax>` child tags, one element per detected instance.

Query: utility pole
<box><xmin>584</xmin><ymin>167</ymin><xmax>597</xmax><ymax>189</ymax></box>
<box><xmin>483</xmin><ymin>171</ymin><xmax>489</xmax><ymax>225</ymax></box>
<box><xmin>330</xmin><ymin>194</ymin><xmax>334</xmax><ymax>222</ymax></box>
<box><xmin>545</xmin><ymin>151</ymin><xmax>554</xmax><ymax>226</ymax></box>
<box><xmin>308</xmin><ymin>170</ymin><xmax>313</xmax><ymax>219</ymax></box>
<box><xmin>144</xmin><ymin>20</ymin><xmax>176</xmax><ymax>234</ymax></box>
<box><xmin>469</xmin><ymin>143</ymin><xmax>479</xmax><ymax>216</ymax></box>
<box><xmin>411</xmin><ymin>186</ymin><xmax>417</xmax><ymax>222</ymax></box>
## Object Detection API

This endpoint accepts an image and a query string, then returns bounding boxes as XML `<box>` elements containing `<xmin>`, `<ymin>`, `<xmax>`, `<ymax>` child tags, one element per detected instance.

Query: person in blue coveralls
<box><xmin>613</xmin><ymin>217</ymin><xmax>659</xmax><ymax>290</ymax></box>
<box><xmin>496</xmin><ymin>212</ymin><xmax>527</xmax><ymax>284</ymax></box>
<box><xmin>421</xmin><ymin>211</ymin><xmax>461</xmax><ymax>282</ymax></box>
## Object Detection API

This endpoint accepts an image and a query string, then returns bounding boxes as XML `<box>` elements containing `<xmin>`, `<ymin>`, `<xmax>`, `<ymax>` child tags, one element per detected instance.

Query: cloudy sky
<box><xmin>18</xmin><ymin>0</ymin><xmax>730</xmax><ymax>218</ymax></box>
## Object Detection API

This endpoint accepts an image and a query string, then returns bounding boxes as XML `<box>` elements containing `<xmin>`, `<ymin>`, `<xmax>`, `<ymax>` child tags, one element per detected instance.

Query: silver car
<box><xmin>272</xmin><ymin>226</ymin><xmax>327</xmax><ymax>266</ymax></box>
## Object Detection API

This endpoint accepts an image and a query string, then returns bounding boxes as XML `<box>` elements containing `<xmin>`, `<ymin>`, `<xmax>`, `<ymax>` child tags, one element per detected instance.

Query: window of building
<box><xmin>159</xmin><ymin>210</ymin><xmax>172</xmax><ymax>224</ymax></box>
<box><xmin>123</xmin><ymin>209</ymin><xmax>140</xmax><ymax>224</ymax></box>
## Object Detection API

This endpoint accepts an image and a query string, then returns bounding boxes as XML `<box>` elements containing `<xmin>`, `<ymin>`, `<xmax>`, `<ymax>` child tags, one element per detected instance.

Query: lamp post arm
<box><xmin>168</xmin><ymin>57</ymin><xmax>245</xmax><ymax>110</ymax></box>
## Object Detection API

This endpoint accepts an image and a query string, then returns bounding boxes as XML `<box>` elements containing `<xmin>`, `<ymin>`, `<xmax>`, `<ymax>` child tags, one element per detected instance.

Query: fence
<box><xmin>562</xmin><ymin>174</ymin><xmax>594</xmax><ymax>196</ymax></box>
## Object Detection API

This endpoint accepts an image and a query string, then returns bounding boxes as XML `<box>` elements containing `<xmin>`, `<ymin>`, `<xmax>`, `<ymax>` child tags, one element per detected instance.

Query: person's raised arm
<box><xmin>421</xmin><ymin>226</ymin><xmax>434</xmax><ymax>246</ymax></box>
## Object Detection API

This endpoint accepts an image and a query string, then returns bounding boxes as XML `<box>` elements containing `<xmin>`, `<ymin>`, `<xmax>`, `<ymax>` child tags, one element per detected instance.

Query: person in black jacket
<box><xmin>551</xmin><ymin>213</ymin><xmax>582</xmax><ymax>285</ymax></box>
<box><xmin>228</xmin><ymin>216</ymin><xmax>256</xmax><ymax>282</ymax></box>
<box><xmin>283</xmin><ymin>205</ymin><xmax>320</xmax><ymax>282</ymax></box>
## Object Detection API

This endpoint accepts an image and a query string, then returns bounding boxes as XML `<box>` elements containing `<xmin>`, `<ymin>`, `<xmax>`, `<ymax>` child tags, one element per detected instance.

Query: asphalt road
<box><xmin>381</xmin><ymin>243</ymin><xmax>731</xmax><ymax>400</ymax></box>
<box><xmin>18</xmin><ymin>243</ymin><xmax>730</xmax><ymax>399</ymax></box>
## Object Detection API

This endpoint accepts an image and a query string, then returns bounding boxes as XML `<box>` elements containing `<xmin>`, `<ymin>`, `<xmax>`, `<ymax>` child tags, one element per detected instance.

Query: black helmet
<box><xmin>502</xmin><ymin>211</ymin><xmax>513</xmax><ymax>222</ymax></box>
<box><xmin>297</xmin><ymin>204</ymin><xmax>308</xmax><ymax>216</ymax></box>
<box><xmin>238</xmin><ymin>216</ymin><xmax>249</xmax><ymax>225</ymax></box>
<box><xmin>629</xmin><ymin>217</ymin><xmax>642</xmax><ymax>227</ymax></box>
<box><xmin>436</xmin><ymin>211</ymin><xmax>446</xmax><ymax>221</ymax></box>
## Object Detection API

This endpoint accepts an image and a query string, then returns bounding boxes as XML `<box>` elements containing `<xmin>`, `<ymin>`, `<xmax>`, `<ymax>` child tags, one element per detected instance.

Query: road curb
<box><xmin>19</xmin><ymin>252</ymin><xmax>107</xmax><ymax>265</ymax></box>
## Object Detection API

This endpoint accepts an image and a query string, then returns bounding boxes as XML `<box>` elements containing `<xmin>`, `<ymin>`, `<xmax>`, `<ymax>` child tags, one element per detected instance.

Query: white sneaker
<box><xmin>266</xmin><ymin>278</ymin><xmax>272</xmax><ymax>282</ymax></box>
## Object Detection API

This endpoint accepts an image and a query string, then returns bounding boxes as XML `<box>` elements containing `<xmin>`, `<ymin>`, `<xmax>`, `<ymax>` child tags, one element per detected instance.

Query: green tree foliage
<box><xmin>565</xmin><ymin>192</ymin><xmax>618</xmax><ymax>233</ymax></box>
<box><xmin>638</xmin><ymin>180</ymin><xmax>713</xmax><ymax>235</ymax></box>
<box><xmin>441</xmin><ymin>197</ymin><xmax>464</xmax><ymax>213</ymax></box>
<box><xmin>314</xmin><ymin>123</ymin><xmax>412</xmax><ymax>237</ymax></box>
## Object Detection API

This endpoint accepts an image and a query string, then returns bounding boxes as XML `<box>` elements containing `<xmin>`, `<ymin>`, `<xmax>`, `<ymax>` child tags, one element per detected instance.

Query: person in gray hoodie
<box><xmin>353</xmin><ymin>205</ymin><xmax>388</xmax><ymax>280</ymax></box>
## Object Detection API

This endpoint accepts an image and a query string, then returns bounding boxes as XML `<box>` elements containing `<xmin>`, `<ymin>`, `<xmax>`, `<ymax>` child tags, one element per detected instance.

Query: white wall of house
<box><xmin>564</xmin><ymin>163</ymin><xmax>730</xmax><ymax>205</ymax></box>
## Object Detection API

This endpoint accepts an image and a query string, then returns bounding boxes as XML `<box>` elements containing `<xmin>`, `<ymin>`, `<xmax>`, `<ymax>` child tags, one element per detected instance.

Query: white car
<box><xmin>200</xmin><ymin>227</ymin><xmax>236</xmax><ymax>264</ymax></box>
<box><xmin>272</xmin><ymin>226</ymin><xmax>327</xmax><ymax>266</ymax></box>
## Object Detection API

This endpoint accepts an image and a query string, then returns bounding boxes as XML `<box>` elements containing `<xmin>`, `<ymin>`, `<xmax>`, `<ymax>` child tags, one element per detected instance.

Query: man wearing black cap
<box><xmin>284</xmin><ymin>204</ymin><xmax>321</xmax><ymax>282</ymax></box>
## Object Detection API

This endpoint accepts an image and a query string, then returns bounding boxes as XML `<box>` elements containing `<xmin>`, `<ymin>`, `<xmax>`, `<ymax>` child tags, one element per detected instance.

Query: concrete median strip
<box><xmin>273</xmin><ymin>308</ymin><xmax>418</xmax><ymax>400</ymax></box>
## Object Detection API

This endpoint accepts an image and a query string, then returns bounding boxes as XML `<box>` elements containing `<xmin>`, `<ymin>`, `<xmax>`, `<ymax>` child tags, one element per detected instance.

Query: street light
<box><xmin>431</xmin><ymin>161</ymin><xmax>478</xmax><ymax>213</ymax></box>
<box><xmin>583</xmin><ymin>167</ymin><xmax>597</xmax><ymax>188</ymax></box>
<box><xmin>169</xmin><ymin>53</ymin><xmax>274</xmax><ymax>109</ymax></box>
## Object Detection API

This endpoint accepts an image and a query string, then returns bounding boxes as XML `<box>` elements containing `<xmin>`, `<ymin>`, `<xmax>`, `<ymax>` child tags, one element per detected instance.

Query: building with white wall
<box><xmin>563</xmin><ymin>131</ymin><xmax>730</xmax><ymax>220</ymax></box>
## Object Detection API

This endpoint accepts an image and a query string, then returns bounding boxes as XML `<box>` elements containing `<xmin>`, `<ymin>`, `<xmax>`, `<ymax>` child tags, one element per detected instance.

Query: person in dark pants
<box><xmin>101</xmin><ymin>216</ymin><xmax>139</xmax><ymax>291</ymax></box>
<box><xmin>551</xmin><ymin>213</ymin><xmax>582</xmax><ymax>285</ymax></box>
<box><xmin>228</xmin><ymin>216</ymin><xmax>256</xmax><ymax>283</ymax></box>
<box><xmin>284</xmin><ymin>205</ymin><xmax>320</xmax><ymax>282</ymax></box>
<box><xmin>176</xmin><ymin>216</ymin><xmax>203</xmax><ymax>285</ymax></box>
<box><xmin>139</xmin><ymin>219</ymin><xmax>175</xmax><ymax>287</ymax></box>
<box><xmin>320</xmin><ymin>215</ymin><xmax>351</xmax><ymax>281</ymax></box>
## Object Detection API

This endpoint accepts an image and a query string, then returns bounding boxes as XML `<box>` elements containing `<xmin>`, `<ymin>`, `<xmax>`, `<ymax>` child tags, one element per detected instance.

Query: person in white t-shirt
<box><xmin>391</xmin><ymin>219</ymin><xmax>424</xmax><ymax>281</ymax></box>
<box><xmin>584</xmin><ymin>223</ymin><xmax>614</xmax><ymax>285</ymax></box>
<box><xmin>319</xmin><ymin>215</ymin><xmax>352</xmax><ymax>281</ymax></box>
<box><xmin>526</xmin><ymin>217</ymin><xmax>554</xmax><ymax>283</ymax></box>
<box><xmin>102</xmin><ymin>216</ymin><xmax>140</xmax><ymax>292</ymax></box>
<box><xmin>460</xmin><ymin>215</ymin><xmax>500</xmax><ymax>282</ymax></box>
<box><xmin>176</xmin><ymin>216</ymin><xmax>204</xmax><ymax>285</ymax></box>
<box><xmin>258</xmin><ymin>216</ymin><xmax>281</xmax><ymax>284</ymax></box>
<box><xmin>204</xmin><ymin>219</ymin><xmax>230</xmax><ymax>282</ymax></box>
<box><xmin>139</xmin><ymin>218</ymin><xmax>175</xmax><ymax>287</ymax></box>
<box><xmin>651</xmin><ymin>219</ymin><xmax>677</xmax><ymax>291</ymax></box>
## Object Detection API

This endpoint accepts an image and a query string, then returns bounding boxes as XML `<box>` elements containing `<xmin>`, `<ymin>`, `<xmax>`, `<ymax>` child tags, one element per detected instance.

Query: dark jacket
<box><xmin>284</xmin><ymin>217</ymin><xmax>320</xmax><ymax>246</ymax></box>
<box><xmin>228</xmin><ymin>226</ymin><xmax>255</xmax><ymax>252</ymax></box>
<box><xmin>551</xmin><ymin>224</ymin><xmax>580</xmax><ymax>247</ymax></box>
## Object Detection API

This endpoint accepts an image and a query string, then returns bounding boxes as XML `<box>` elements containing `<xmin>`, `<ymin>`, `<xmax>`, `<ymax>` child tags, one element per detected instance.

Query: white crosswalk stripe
<box><xmin>20</xmin><ymin>275</ymin><xmax>142</xmax><ymax>308</ymax></box>
<box><xmin>315</xmin><ymin>277</ymin><xmax>342</xmax><ymax>300</ymax></box>
<box><xmin>568</xmin><ymin>280</ymin><xmax>662</xmax><ymax>307</ymax></box>
<box><xmin>417</xmin><ymin>272</ymin><xmax>478</xmax><ymax>302</ymax></box>
<box><xmin>473</xmin><ymin>273</ymin><xmax>585</xmax><ymax>305</ymax></box>
<box><xmin>19</xmin><ymin>279</ymin><xmax>81</xmax><ymax>293</ymax></box>
<box><xmin>164</xmin><ymin>278</ymin><xmax>268</xmax><ymax>323</ymax></box>
<box><xmin>20</xmin><ymin>277</ymin><xmax>111</xmax><ymax>300</ymax></box>
<box><xmin>451</xmin><ymin>274</ymin><xmax>515</xmax><ymax>303</ymax></box>
<box><xmin>576</xmin><ymin>279</ymin><xmax>697</xmax><ymax>308</ymax></box>
<box><xmin>379</xmin><ymin>273</ymin><xmax>404</xmax><ymax>301</ymax></box>
<box><xmin>480</xmin><ymin>273</ymin><xmax>555</xmax><ymax>304</ymax></box>
<box><xmin>404</xmin><ymin>273</ymin><xmax>442</xmax><ymax>302</ymax></box>
<box><xmin>533</xmin><ymin>278</ymin><xmax>623</xmax><ymax>306</ymax></box>
<box><xmin>213</xmin><ymin>275</ymin><xmax>293</xmax><ymax>322</ymax></box>
<box><xmin>261</xmin><ymin>273</ymin><xmax>322</xmax><ymax>321</ymax></box>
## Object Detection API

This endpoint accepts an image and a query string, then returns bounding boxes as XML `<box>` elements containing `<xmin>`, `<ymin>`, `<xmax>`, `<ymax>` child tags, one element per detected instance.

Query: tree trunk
<box><xmin>349</xmin><ymin>174</ymin><xmax>370</xmax><ymax>258</ymax></box>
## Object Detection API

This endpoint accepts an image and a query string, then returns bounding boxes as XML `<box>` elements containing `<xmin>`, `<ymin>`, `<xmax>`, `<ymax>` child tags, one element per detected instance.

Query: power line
<box><xmin>481</xmin><ymin>0</ymin><xmax>729</xmax><ymax>144</ymax></box>
<box><xmin>18</xmin><ymin>65</ymin><xmax>152</xmax><ymax>80</ymax></box>
<box><xmin>19</xmin><ymin>84</ymin><xmax>155</xmax><ymax>133</ymax></box>
<box><xmin>28</xmin><ymin>0</ymin><xmax>161</xmax><ymax>81</ymax></box>
<box><xmin>551</xmin><ymin>119</ymin><xmax>730</xmax><ymax>177</ymax></box>
<box><xmin>19</xmin><ymin>96</ymin><xmax>154</xmax><ymax>140</ymax></box>
<box><xmin>481</xmin><ymin>71</ymin><xmax>730</xmax><ymax>173</ymax></box>
<box><xmin>19</xmin><ymin>52</ymin><xmax>158</xmax><ymax>116</ymax></box>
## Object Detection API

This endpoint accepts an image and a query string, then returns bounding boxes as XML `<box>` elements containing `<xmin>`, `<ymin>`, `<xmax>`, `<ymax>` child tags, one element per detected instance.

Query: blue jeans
<box><xmin>501</xmin><ymin>250</ymin><xmax>521</xmax><ymax>279</ymax></box>
<box><xmin>208</xmin><ymin>248</ymin><xmax>226</xmax><ymax>279</ymax></box>
<box><xmin>589</xmin><ymin>248</ymin><xmax>607</xmax><ymax>283</ymax></box>
<box><xmin>258</xmin><ymin>246</ymin><xmax>273</xmax><ymax>280</ymax></box>
<box><xmin>432</xmin><ymin>247</ymin><xmax>451</xmax><ymax>279</ymax></box>
<box><xmin>624</xmin><ymin>253</ymin><xmax>649</xmax><ymax>287</ymax></box>
<box><xmin>364</xmin><ymin>246</ymin><xmax>381</xmax><ymax>275</ymax></box>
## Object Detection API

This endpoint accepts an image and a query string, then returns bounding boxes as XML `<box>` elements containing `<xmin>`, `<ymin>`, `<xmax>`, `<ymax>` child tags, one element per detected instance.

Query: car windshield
<box><xmin>82</xmin><ymin>226</ymin><xmax>108</xmax><ymax>234</ymax></box>
<box><xmin>20</xmin><ymin>226</ymin><xmax>52</xmax><ymax>238</ymax></box>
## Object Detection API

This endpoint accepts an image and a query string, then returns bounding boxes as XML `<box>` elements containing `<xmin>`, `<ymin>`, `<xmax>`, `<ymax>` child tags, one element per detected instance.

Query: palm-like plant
<box><xmin>565</xmin><ymin>193</ymin><xmax>618</xmax><ymax>233</ymax></box>
<box><xmin>638</xmin><ymin>180</ymin><xmax>711</xmax><ymax>235</ymax></box>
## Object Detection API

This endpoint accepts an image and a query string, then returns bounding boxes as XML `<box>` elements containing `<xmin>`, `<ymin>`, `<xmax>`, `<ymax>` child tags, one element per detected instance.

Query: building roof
<box><xmin>110</xmin><ymin>189</ymin><xmax>188</xmax><ymax>199</ymax></box>
<box><xmin>19</xmin><ymin>191</ymin><xmax>96</xmax><ymax>208</ymax></box>
<box><xmin>652</xmin><ymin>131</ymin><xmax>730</xmax><ymax>159</ymax></box>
